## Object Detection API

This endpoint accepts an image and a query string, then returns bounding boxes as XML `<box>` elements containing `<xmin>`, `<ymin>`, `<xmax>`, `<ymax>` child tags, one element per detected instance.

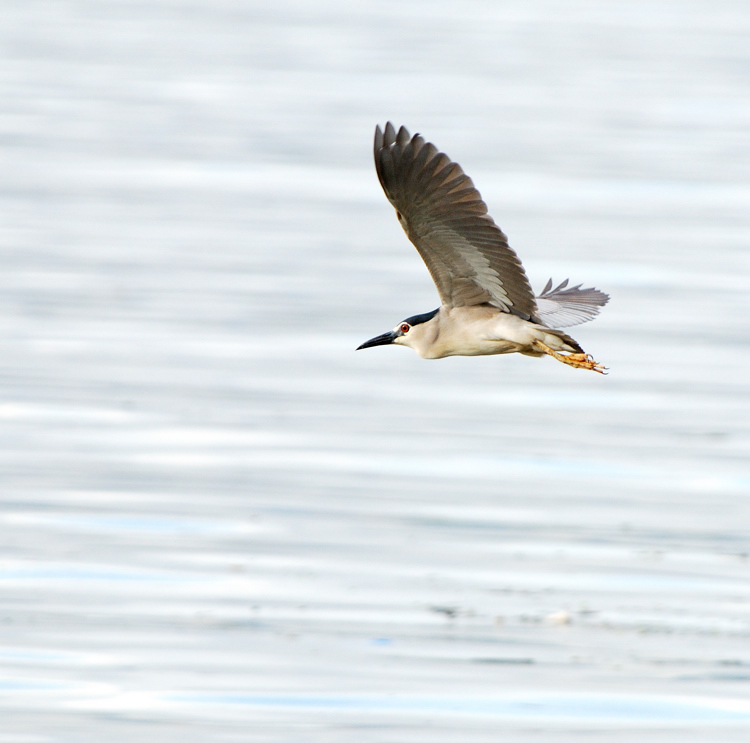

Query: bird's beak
<box><xmin>356</xmin><ymin>331</ymin><xmax>396</xmax><ymax>350</ymax></box>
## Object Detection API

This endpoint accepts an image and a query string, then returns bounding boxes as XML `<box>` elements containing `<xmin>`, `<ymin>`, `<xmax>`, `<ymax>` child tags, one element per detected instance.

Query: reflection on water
<box><xmin>1</xmin><ymin>0</ymin><xmax>749</xmax><ymax>741</ymax></box>
<box><xmin>166</xmin><ymin>692</ymin><xmax>750</xmax><ymax>721</ymax></box>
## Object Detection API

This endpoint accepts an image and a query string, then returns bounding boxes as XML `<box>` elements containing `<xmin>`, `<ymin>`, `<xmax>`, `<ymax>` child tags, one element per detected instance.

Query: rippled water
<box><xmin>1</xmin><ymin>1</ymin><xmax>749</xmax><ymax>741</ymax></box>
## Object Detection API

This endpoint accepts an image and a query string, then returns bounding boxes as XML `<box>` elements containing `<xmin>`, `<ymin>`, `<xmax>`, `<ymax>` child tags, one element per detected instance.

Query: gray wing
<box><xmin>535</xmin><ymin>278</ymin><xmax>609</xmax><ymax>328</ymax></box>
<box><xmin>374</xmin><ymin>123</ymin><xmax>537</xmax><ymax>319</ymax></box>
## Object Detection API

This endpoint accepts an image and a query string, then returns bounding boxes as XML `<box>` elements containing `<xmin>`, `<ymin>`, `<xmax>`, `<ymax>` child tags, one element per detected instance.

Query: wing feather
<box><xmin>535</xmin><ymin>278</ymin><xmax>609</xmax><ymax>328</ymax></box>
<box><xmin>374</xmin><ymin>123</ymin><xmax>536</xmax><ymax>317</ymax></box>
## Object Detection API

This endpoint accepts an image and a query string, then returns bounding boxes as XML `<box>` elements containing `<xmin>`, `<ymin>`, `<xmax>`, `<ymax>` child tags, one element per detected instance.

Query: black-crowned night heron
<box><xmin>357</xmin><ymin>123</ymin><xmax>609</xmax><ymax>373</ymax></box>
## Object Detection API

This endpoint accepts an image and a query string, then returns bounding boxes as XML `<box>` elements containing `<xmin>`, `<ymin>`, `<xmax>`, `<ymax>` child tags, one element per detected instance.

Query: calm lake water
<box><xmin>1</xmin><ymin>1</ymin><xmax>749</xmax><ymax>741</ymax></box>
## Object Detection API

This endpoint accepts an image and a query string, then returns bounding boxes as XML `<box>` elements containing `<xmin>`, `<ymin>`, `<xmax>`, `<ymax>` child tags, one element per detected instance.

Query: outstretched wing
<box><xmin>374</xmin><ymin>123</ymin><xmax>537</xmax><ymax>319</ymax></box>
<box><xmin>535</xmin><ymin>278</ymin><xmax>609</xmax><ymax>328</ymax></box>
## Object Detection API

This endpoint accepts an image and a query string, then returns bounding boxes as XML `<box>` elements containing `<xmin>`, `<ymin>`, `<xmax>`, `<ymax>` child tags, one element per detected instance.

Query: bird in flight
<box><xmin>357</xmin><ymin>123</ymin><xmax>609</xmax><ymax>373</ymax></box>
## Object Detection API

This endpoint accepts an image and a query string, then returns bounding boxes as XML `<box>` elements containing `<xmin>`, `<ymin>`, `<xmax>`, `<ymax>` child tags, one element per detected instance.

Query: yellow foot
<box><xmin>533</xmin><ymin>341</ymin><xmax>608</xmax><ymax>374</ymax></box>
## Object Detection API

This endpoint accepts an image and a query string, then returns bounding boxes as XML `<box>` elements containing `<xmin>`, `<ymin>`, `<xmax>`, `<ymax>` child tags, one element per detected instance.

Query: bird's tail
<box><xmin>526</xmin><ymin>324</ymin><xmax>584</xmax><ymax>354</ymax></box>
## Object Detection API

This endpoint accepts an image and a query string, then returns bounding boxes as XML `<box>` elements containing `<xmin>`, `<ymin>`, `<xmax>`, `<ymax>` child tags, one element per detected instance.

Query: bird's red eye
<box><xmin>400</xmin><ymin>324</ymin><xmax>410</xmax><ymax>334</ymax></box>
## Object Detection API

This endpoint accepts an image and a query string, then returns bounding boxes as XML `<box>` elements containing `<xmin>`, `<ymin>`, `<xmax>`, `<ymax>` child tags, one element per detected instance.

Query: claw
<box><xmin>533</xmin><ymin>341</ymin><xmax>608</xmax><ymax>374</ymax></box>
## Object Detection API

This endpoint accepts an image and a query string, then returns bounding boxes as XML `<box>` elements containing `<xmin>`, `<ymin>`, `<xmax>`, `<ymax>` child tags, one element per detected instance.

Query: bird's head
<box><xmin>357</xmin><ymin>308</ymin><xmax>439</xmax><ymax>354</ymax></box>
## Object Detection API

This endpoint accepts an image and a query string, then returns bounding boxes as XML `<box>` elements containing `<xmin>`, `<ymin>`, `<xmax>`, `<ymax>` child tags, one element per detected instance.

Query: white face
<box><xmin>391</xmin><ymin>321</ymin><xmax>412</xmax><ymax>346</ymax></box>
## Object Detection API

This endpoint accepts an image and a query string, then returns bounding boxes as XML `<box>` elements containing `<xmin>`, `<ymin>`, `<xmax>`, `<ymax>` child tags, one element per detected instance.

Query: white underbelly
<box><xmin>421</xmin><ymin>311</ymin><xmax>538</xmax><ymax>359</ymax></box>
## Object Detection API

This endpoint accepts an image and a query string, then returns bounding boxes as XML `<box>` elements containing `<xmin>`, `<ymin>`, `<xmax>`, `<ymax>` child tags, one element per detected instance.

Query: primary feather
<box><xmin>374</xmin><ymin>123</ymin><xmax>538</xmax><ymax>320</ymax></box>
<box><xmin>535</xmin><ymin>278</ymin><xmax>610</xmax><ymax>329</ymax></box>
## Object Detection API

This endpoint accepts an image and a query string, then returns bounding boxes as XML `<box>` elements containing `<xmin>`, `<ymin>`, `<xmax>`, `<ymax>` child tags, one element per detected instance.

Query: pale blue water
<box><xmin>1</xmin><ymin>1</ymin><xmax>749</xmax><ymax>741</ymax></box>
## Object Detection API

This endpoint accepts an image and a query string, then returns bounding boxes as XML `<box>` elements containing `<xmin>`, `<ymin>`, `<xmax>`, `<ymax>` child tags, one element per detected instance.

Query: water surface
<box><xmin>1</xmin><ymin>1</ymin><xmax>749</xmax><ymax>741</ymax></box>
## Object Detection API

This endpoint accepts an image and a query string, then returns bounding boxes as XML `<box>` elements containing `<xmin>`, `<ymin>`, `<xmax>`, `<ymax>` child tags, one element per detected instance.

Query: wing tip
<box><xmin>540</xmin><ymin>277</ymin><xmax>610</xmax><ymax>307</ymax></box>
<box><xmin>376</xmin><ymin>122</ymin><xmax>418</xmax><ymax>152</ymax></box>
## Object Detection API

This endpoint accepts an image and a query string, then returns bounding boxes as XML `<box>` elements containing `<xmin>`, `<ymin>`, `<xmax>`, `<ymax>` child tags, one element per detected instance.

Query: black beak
<box><xmin>356</xmin><ymin>331</ymin><xmax>396</xmax><ymax>350</ymax></box>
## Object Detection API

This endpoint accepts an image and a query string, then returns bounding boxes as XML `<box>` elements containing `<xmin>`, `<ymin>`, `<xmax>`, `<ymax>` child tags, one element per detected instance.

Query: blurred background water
<box><xmin>1</xmin><ymin>1</ymin><xmax>749</xmax><ymax>741</ymax></box>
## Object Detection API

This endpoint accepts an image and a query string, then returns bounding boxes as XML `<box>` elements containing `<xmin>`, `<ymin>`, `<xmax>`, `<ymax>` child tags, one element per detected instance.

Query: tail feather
<box><xmin>544</xmin><ymin>326</ymin><xmax>585</xmax><ymax>355</ymax></box>
<box><xmin>535</xmin><ymin>278</ymin><xmax>609</xmax><ymax>329</ymax></box>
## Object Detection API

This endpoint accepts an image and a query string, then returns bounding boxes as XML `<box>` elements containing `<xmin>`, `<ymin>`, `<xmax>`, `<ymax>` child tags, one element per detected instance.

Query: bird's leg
<box><xmin>533</xmin><ymin>340</ymin><xmax>608</xmax><ymax>374</ymax></box>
